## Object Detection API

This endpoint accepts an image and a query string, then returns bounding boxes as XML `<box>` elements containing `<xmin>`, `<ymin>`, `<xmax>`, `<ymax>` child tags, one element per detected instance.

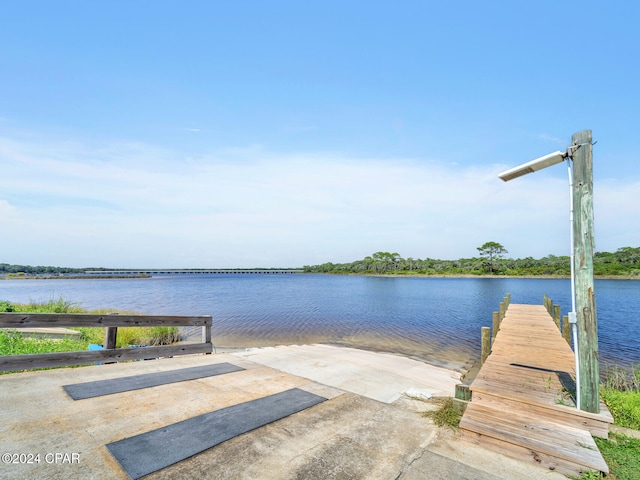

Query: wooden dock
<box><xmin>460</xmin><ymin>303</ymin><xmax>613</xmax><ymax>476</ymax></box>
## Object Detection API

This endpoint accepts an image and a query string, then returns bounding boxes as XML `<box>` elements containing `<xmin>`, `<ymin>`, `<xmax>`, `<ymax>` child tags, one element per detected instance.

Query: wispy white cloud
<box><xmin>536</xmin><ymin>133</ymin><xmax>566</xmax><ymax>147</ymax></box>
<box><xmin>0</xmin><ymin>134</ymin><xmax>637</xmax><ymax>267</ymax></box>
<box><xmin>0</xmin><ymin>199</ymin><xmax>17</xmax><ymax>216</ymax></box>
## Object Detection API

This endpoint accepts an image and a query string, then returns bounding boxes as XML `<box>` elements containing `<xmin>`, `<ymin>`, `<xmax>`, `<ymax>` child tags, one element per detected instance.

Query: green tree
<box><xmin>477</xmin><ymin>242</ymin><xmax>508</xmax><ymax>274</ymax></box>
<box><xmin>371</xmin><ymin>251</ymin><xmax>401</xmax><ymax>273</ymax></box>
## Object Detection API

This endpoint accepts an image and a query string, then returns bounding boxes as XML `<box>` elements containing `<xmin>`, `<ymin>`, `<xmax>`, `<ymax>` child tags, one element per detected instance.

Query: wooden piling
<box><xmin>553</xmin><ymin>305</ymin><xmax>561</xmax><ymax>330</ymax></box>
<box><xmin>572</xmin><ymin>129</ymin><xmax>599</xmax><ymax>413</ymax></box>
<box><xmin>492</xmin><ymin>312</ymin><xmax>500</xmax><ymax>345</ymax></box>
<box><xmin>453</xmin><ymin>384</ymin><xmax>471</xmax><ymax>413</ymax></box>
<box><xmin>481</xmin><ymin>326</ymin><xmax>491</xmax><ymax>365</ymax></box>
<box><xmin>455</xmin><ymin>384</ymin><xmax>472</xmax><ymax>401</ymax></box>
<box><xmin>563</xmin><ymin>315</ymin><xmax>572</xmax><ymax>345</ymax></box>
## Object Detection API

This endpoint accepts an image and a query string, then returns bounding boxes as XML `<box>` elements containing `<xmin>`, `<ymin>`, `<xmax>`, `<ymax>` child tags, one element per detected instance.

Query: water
<box><xmin>2</xmin><ymin>275</ymin><xmax>638</xmax><ymax>372</ymax></box>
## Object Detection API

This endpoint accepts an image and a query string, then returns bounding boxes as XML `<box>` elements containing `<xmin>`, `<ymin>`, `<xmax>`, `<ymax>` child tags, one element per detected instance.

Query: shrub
<box><xmin>602</xmin><ymin>363</ymin><xmax>640</xmax><ymax>392</ymax></box>
<box><xmin>0</xmin><ymin>300</ymin><xmax>14</xmax><ymax>312</ymax></box>
<box><xmin>600</xmin><ymin>389</ymin><xmax>640</xmax><ymax>431</ymax></box>
<box><xmin>16</xmin><ymin>296</ymin><xmax>84</xmax><ymax>314</ymax></box>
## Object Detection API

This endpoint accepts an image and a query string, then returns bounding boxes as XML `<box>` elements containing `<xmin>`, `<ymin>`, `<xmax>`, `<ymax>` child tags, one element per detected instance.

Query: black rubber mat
<box><xmin>107</xmin><ymin>388</ymin><xmax>327</xmax><ymax>479</ymax></box>
<box><xmin>63</xmin><ymin>363</ymin><xmax>244</xmax><ymax>400</ymax></box>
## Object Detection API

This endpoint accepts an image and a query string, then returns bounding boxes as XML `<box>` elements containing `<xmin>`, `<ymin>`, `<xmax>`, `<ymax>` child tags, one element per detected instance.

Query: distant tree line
<box><xmin>0</xmin><ymin>264</ymin><xmax>100</xmax><ymax>275</ymax></box>
<box><xmin>303</xmin><ymin>245</ymin><xmax>640</xmax><ymax>277</ymax></box>
<box><xmin>3</xmin><ymin>245</ymin><xmax>639</xmax><ymax>277</ymax></box>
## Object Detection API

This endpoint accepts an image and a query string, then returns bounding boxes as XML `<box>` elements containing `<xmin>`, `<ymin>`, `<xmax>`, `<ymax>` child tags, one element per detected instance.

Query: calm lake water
<box><xmin>2</xmin><ymin>275</ymin><xmax>638</xmax><ymax>372</ymax></box>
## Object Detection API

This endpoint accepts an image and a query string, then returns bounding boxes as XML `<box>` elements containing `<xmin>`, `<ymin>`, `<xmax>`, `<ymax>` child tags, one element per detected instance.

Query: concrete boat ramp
<box><xmin>1</xmin><ymin>345</ymin><xmax>566</xmax><ymax>480</ymax></box>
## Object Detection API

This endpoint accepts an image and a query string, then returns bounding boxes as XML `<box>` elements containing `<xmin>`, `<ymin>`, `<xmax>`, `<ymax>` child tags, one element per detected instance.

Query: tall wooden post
<box><xmin>481</xmin><ymin>327</ymin><xmax>491</xmax><ymax>365</ymax></box>
<box><xmin>572</xmin><ymin>129</ymin><xmax>599</xmax><ymax>413</ymax></box>
<box><xmin>563</xmin><ymin>315</ymin><xmax>572</xmax><ymax>345</ymax></box>
<box><xmin>553</xmin><ymin>305</ymin><xmax>561</xmax><ymax>331</ymax></box>
<box><xmin>492</xmin><ymin>311</ymin><xmax>500</xmax><ymax>345</ymax></box>
<box><xmin>104</xmin><ymin>327</ymin><xmax>118</xmax><ymax>349</ymax></box>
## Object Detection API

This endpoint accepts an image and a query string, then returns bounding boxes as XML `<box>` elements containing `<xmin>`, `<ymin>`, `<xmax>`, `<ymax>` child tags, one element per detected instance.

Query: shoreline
<box><xmin>199</xmin><ymin>339</ymin><xmax>479</xmax><ymax>380</ymax></box>
<box><xmin>4</xmin><ymin>272</ymin><xmax>638</xmax><ymax>280</ymax></box>
<box><xmin>323</xmin><ymin>272</ymin><xmax>640</xmax><ymax>280</ymax></box>
<box><xmin>1</xmin><ymin>274</ymin><xmax>150</xmax><ymax>280</ymax></box>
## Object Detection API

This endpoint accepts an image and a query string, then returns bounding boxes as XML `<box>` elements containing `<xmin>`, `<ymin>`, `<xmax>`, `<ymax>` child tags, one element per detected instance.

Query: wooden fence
<box><xmin>0</xmin><ymin>313</ymin><xmax>212</xmax><ymax>372</ymax></box>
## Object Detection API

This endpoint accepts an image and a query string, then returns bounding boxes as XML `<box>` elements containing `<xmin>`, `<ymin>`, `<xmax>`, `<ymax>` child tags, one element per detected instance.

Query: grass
<box><xmin>573</xmin><ymin>363</ymin><xmax>640</xmax><ymax>480</ymax></box>
<box><xmin>602</xmin><ymin>362</ymin><xmax>640</xmax><ymax>392</ymax></box>
<box><xmin>579</xmin><ymin>433</ymin><xmax>640</xmax><ymax>480</ymax></box>
<box><xmin>0</xmin><ymin>297</ymin><xmax>181</xmax><ymax>368</ymax></box>
<box><xmin>600</xmin><ymin>389</ymin><xmax>640</xmax><ymax>432</ymax></box>
<box><xmin>600</xmin><ymin>363</ymin><xmax>640</xmax><ymax>432</ymax></box>
<box><xmin>419</xmin><ymin>397</ymin><xmax>462</xmax><ymax>429</ymax></box>
<box><xmin>0</xmin><ymin>329</ymin><xmax>88</xmax><ymax>355</ymax></box>
<box><xmin>404</xmin><ymin>391</ymin><xmax>462</xmax><ymax>429</ymax></box>
<box><xmin>593</xmin><ymin>433</ymin><xmax>640</xmax><ymax>480</ymax></box>
<box><xmin>10</xmin><ymin>296</ymin><xmax>87</xmax><ymax>313</ymax></box>
<box><xmin>106</xmin><ymin>325</ymin><xmax>181</xmax><ymax>347</ymax></box>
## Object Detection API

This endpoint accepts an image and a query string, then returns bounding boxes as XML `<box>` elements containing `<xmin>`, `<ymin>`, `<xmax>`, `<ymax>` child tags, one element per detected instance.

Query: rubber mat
<box><xmin>107</xmin><ymin>388</ymin><xmax>327</xmax><ymax>479</ymax></box>
<box><xmin>63</xmin><ymin>362</ymin><xmax>244</xmax><ymax>400</ymax></box>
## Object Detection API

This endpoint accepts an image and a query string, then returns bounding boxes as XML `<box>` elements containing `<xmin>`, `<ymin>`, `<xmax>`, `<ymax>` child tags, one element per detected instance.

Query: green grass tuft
<box><xmin>0</xmin><ymin>300</ymin><xmax>15</xmax><ymax>312</ymax></box>
<box><xmin>601</xmin><ymin>363</ymin><xmax>640</xmax><ymax>432</ymax></box>
<box><xmin>13</xmin><ymin>296</ymin><xmax>85</xmax><ymax>313</ymax></box>
<box><xmin>594</xmin><ymin>433</ymin><xmax>640</xmax><ymax>480</ymax></box>
<box><xmin>420</xmin><ymin>398</ymin><xmax>462</xmax><ymax>429</ymax></box>
<box><xmin>573</xmin><ymin>363</ymin><xmax>640</xmax><ymax>480</ymax></box>
<box><xmin>602</xmin><ymin>363</ymin><xmax>640</xmax><ymax>392</ymax></box>
<box><xmin>600</xmin><ymin>389</ymin><xmax>640</xmax><ymax>432</ymax></box>
<box><xmin>0</xmin><ymin>330</ymin><xmax>88</xmax><ymax>355</ymax></box>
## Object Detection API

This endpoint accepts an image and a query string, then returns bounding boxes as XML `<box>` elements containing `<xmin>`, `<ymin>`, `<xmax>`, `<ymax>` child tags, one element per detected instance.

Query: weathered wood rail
<box><xmin>0</xmin><ymin>313</ymin><xmax>212</xmax><ymax>372</ymax></box>
<box><xmin>460</xmin><ymin>300</ymin><xmax>613</xmax><ymax>476</ymax></box>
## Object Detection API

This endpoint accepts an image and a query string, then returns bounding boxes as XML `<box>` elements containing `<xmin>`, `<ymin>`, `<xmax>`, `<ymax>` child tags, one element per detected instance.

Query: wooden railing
<box><xmin>480</xmin><ymin>293</ymin><xmax>511</xmax><ymax>365</ymax></box>
<box><xmin>543</xmin><ymin>294</ymin><xmax>572</xmax><ymax>345</ymax></box>
<box><xmin>0</xmin><ymin>313</ymin><xmax>212</xmax><ymax>372</ymax></box>
<box><xmin>455</xmin><ymin>293</ymin><xmax>512</xmax><ymax>409</ymax></box>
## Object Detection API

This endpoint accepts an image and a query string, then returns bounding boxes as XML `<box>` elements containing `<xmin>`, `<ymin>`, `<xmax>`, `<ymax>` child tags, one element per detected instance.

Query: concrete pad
<box><xmin>407</xmin><ymin>428</ymin><xmax>566</xmax><ymax>480</ymax></box>
<box><xmin>145</xmin><ymin>391</ymin><xmax>441</xmax><ymax>480</ymax></box>
<box><xmin>1</xmin><ymin>354</ymin><xmax>336</xmax><ymax>480</ymax></box>
<box><xmin>1</xmin><ymin>347</ymin><xmax>567</xmax><ymax>480</ymax></box>
<box><xmin>233</xmin><ymin>344</ymin><xmax>462</xmax><ymax>403</ymax></box>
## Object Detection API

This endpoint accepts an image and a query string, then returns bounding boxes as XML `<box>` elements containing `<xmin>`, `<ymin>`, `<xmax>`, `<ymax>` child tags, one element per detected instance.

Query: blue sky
<box><xmin>1</xmin><ymin>1</ymin><xmax>638</xmax><ymax>268</ymax></box>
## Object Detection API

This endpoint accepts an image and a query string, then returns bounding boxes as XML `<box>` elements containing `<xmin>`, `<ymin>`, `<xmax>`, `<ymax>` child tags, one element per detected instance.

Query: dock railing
<box><xmin>481</xmin><ymin>293</ymin><xmax>511</xmax><ymax>365</ymax></box>
<box><xmin>455</xmin><ymin>293</ymin><xmax>512</xmax><ymax>408</ymax></box>
<box><xmin>0</xmin><ymin>313</ymin><xmax>212</xmax><ymax>372</ymax></box>
<box><xmin>481</xmin><ymin>293</ymin><xmax>572</xmax><ymax>366</ymax></box>
<box><xmin>543</xmin><ymin>294</ymin><xmax>572</xmax><ymax>346</ymax></box>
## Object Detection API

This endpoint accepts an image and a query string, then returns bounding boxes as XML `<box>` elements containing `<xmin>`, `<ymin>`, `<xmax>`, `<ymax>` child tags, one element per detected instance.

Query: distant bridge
<box><xmin>83</xmin><ymin>269</ymin><xmax>304</xmax><ymax>275</ymax></box>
